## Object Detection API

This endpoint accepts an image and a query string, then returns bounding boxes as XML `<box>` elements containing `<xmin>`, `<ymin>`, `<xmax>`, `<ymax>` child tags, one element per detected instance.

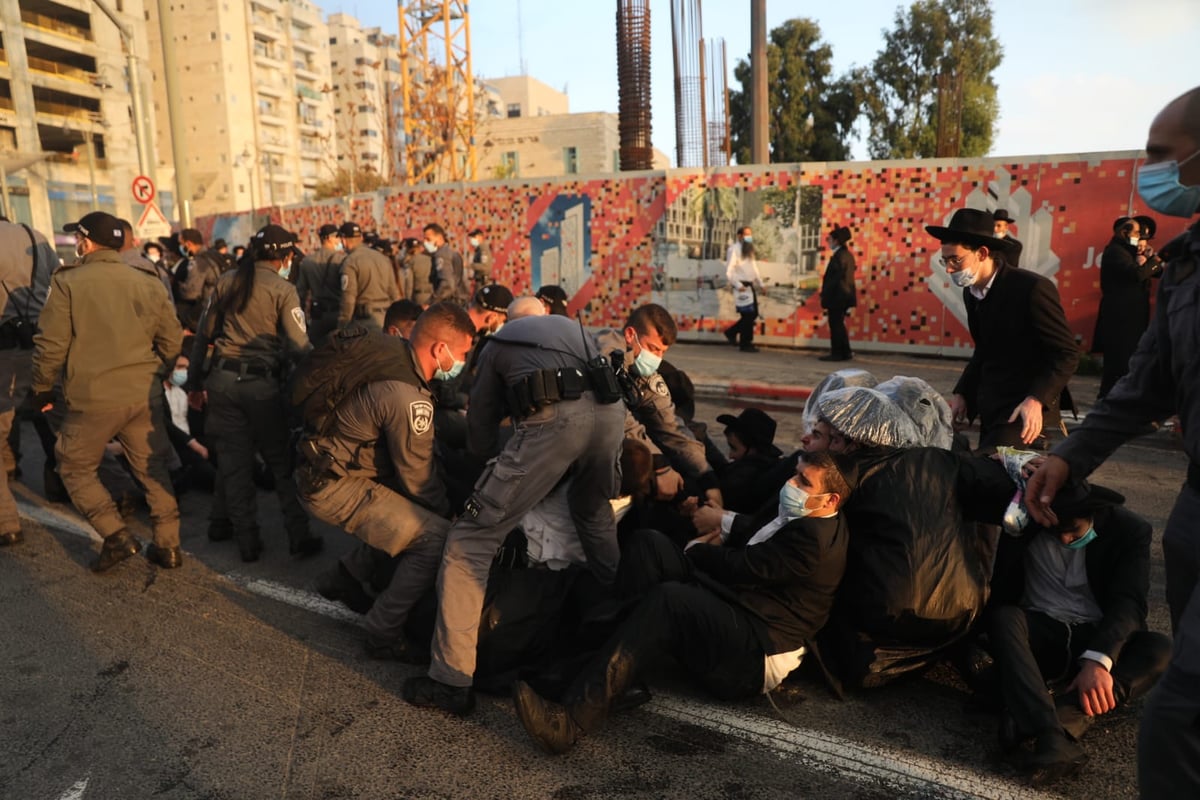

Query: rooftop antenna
<box><xmin>517</xmin><ymin>0</ymin><xmax>527</xmax><ymax>74</ymax></box>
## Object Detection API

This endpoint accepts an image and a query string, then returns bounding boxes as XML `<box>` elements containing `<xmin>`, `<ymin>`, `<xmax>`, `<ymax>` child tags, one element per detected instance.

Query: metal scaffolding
<box><xmin>397</xmin><ymin>0</ymin><xmax>477</xmax><ymax>185</ymax></box>
<box><xmin>616</xmin><ymin>0</ymin><xmax>653</xmax><ymax>171</ymax></box>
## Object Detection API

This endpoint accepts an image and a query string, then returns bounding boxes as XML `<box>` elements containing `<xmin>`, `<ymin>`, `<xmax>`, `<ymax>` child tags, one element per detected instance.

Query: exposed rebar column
<box><xmin>749</xmin><ymin>0</ymin><xmax>768</xmax><ymax>164</ymax></box>
<box><xmin>670</xmin><ymin>0</ymin><xmax>704</xmax><ymax>169</ymax></box>
<box><xmin>616</xmin><ymin>0</ymin><xmax>653</xmax><ymax>171</ymax></box>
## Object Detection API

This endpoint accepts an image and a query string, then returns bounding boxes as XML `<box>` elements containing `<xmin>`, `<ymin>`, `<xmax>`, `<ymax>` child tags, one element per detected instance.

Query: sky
<box><xmin>327</xmin><ymin>0</ymin><xmax>1200</xmax><ymax>164</ymax></box>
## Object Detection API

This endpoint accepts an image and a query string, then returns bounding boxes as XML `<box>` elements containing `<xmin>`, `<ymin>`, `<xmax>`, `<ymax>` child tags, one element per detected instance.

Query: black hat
<box><xmin>214</xmin><ymin>238</ymin><xmax>228</xmax><ymax>250</ymax></box>
<box><xmin>1134</xmin><ymin>215</ymin><xmax>1157</xmax><ymax>240</ymax></box>
<box><xmin>993</xmin><ymin>209</ymin><xmax>1016</xmax><ymax>223</ymax></box>
<box><xmin>251</xmin><ymin>224</ymin><xmax>301</xmax><ymax>260</ymax></box>
<box><xmin>179</xmin><ymin>228</ymin><xmax>204</xmax><ymax>245</ymax></box>
<box><xmin>63</xmin><ymin>211</ymin><xmax>124</xmax><ymax>249</ymax></box>
<box><xmin>1049</xmin><ymin>480</ymin><xmax>1125</xmax><ymax>523</ymax></box>
<box><xmin>716</xmin><ymin>407</ymin><xmax>778</xmax><ymax>450</ymax></box>
<box><xmin>830</xmin><ymin>225</ymin><xmax>852</xmax><ymax>245</ymax></box>
<box><xmin>926</xmin><ymin>208</ymin><xmax>1014</xmax><ymax>254</ymax></box>
<box><xmin>475</xmin><ymin>283</ymin><xmax>514</xmax><ymax>313</ymax></box>
<box><xmin>535</xmin><ymin>284</ymin><xmax>569</xmax><ymax>316</ymax></box>
<box><xmin>318</xmin><ymin>223</ymin><xmax>339</xmax><ymax>239</ymax></box>
<box><xmin>338</xmin><ymin>221</ymin><xmax>362</xmax><ymax>239</ymax></box>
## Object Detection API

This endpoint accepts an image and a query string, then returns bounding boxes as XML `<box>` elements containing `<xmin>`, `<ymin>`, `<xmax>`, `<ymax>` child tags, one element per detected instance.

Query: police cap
<box><xmin>475</xmin><ymin>283</ymin><xmax>514</xmax><ymax>313</ymax></box>
<box><xmin>338</xmin><ymin>221</ymin><xmax>363</xmax><ymax>239</ymax></box>
<box><xmin>318</xmin><ymin>223</ymin><xmax>340</xmax><ymax>239</ymax></box>
<box><xmin>252</xmin><ymin>224</ymin><xmax>302</xmax><ymax>260</ymax></box>
<box><xmin>63</xmin><ymin>211</ymin><xmax>125</xmax><ymax>250</ymax></box>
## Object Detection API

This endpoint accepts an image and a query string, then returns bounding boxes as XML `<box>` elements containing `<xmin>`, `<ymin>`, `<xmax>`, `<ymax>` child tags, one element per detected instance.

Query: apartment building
<box><xmin>145</xmin><ymin>0</ymin><xmax>335</xmax><ymax>218</ymax></box>
<box><xmin>326</xmin><ymin>12</ymin><xmax>404</xmax><ymax>182</ymax></box>
<box><xmin>0</xmin><ymin>0</ymin><xmax>162</xmax><ymax>242</ymax></box>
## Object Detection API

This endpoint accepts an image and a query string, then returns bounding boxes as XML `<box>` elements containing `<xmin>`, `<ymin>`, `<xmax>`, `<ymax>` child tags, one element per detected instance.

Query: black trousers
<box><xmin>563</xmin><ymin>529</ymin><xmax>765</xmax><ymax>732</ymax></box>
<box><xmin>826</xmin><ymin>307</ymin><xmax>851</xmax><ymax>358</ymax></box>
<box><xmin>990</xmin><ymin>605</ymin><xmax>1171</xmax><ymax>740</ymax></box>
<box><xmin>725</xmin><ymin>309</ymin><xmax>757</xmax><ymax>348</ymax></box>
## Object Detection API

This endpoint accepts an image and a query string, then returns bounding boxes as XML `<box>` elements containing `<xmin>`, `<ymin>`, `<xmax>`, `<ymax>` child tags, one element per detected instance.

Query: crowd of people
<box><xmin>1</xmin><ymin>87</ymin><xmax>1198</xmax><ymax>797</ymax></box>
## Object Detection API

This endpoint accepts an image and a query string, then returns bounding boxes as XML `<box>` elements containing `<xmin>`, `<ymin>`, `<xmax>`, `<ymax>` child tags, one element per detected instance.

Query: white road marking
<box><xmin>16</xmin><ymin>493</ymin><xmax>1051</xmax><ymax>800</ymax></box>
<box><xmin>54</xmin><ymin>775</ymin><xmax>89</xmax><ymax>800</ymax></box>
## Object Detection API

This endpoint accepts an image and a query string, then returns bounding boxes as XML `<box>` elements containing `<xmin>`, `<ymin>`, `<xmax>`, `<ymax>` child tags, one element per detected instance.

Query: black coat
<box><xmin>688</xmin><ymin>513</ymin><xmax>848</xmax><ymax>655</ymax></box>
<box><xmin>991</xmin><ymin>505</ymin><xmax>1151</xmax><ymax>663</ymax></box>
<box><xmin>1003</xmin><ymin>236</ymin><xmax>1023</xmax><ymax>268</ymax></box>
<box><xmin>1092</xmin><ymin>236</ymin><xmax>1158</xmax><ymax>354</ymax></box>
<box><xmin>820</xmin><ymin>247</ymin><xmax>857</xmax><ymax>310</ymax></box>
<box><xmin>953</xmin><ymin>262</ymin><xmax>1079</xmax><ymax>431</ymax></box>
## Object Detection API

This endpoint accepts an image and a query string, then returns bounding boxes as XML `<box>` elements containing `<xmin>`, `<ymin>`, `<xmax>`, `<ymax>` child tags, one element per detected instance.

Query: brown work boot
<box><xmin>92</xmin><ymin>530</ymin><xmax>141</xmax><ymax>573</ymax></box>
<box><xmin>513</xmin><ymin>680</ymin><xmax>580</xmax><ymax>755</ymax></box>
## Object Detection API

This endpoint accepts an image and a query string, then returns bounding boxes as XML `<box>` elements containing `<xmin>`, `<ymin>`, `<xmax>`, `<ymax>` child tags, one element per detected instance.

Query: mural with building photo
<box><xmin>199</xmin><ymin>151</ymin><xmax>1174</xmax><ymax>356</ymax></box>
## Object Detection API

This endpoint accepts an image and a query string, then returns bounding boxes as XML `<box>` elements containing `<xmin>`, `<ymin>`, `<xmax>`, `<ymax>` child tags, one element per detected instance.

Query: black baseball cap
<box><xmin>475</xmin><ymin>284</ymin><xmax>514</xmax><ymax>313</ymax></box>
<box><xmin>318</xmin><ymin>223</ymin><xmax>340</xmax><ymax>239</ymax></box>
<box><xmin>535</xmin><ymin>284</ymin><xmax>569</xmax><ymax>315</ymax></box>
<box><xmin>338</xmin><ymin>221</ymin><xmax>363</xmax><ymax>238</ymax></box>
<box><xmin>251</xmin><ymin>224</ymin><xmax>302</xmax><ymax>260</ymax></box>
<box><xmin>63</xmin><ymin>211</ymin><xmax>125</xmax><ymax>249</ymax></box>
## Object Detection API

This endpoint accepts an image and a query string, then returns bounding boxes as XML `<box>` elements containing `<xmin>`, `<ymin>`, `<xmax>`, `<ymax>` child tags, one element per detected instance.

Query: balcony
<box><xmin>291</xmin><ymin>34</ymin><xmax>318</xmax><ymax>54</ymax></box>
<box><xmin>253</xmin><ymin>43</ymin><xmax>285</xmax><ymax>69</ymax></box>
<box><xmin>34</xmin><ymin>98</ymin><xmax>97</xmax><ymax>122</ymax></box>
<box><xmin>297</xmin><ymin>116</ymin><xmax>324</xmax><ymax>132</ymax></box>
<box><xmin>252</xmin><ymin>14</ymin><xmax>282</xmax><ymax>39</ymax></box>
<box><xmin>260</xmin><ymin>136</ymin><xmax>288</xmax><ymax>154</ymax></box>
<box><xmin>293</xmin><ymin>60</ymin><xmax>319</xmax><ymax>79</ymax></box>
<box><xmin>27</xmin><ymin>55</ymin><xmax>95</xmax><ymax>84</ymax></box>
<box><xmin>251</xmin><ymin>0</ymin><xmax>280</xmax><ymax>10</ymax></box>
<box><xmin>255</xmin><ymin>78</ymin><xmax>286</xmax><ymax>98</ymax></box>
<box><xmin>297</xmin><ymin>84</ymin><xmax>323</xmax><ymax>102</ymax></box>
<box><xmin>21</xmin><ymin>10</ymin><xmax>93</xmax><ymax>42</ymax></box>
<box><xmin>259</xmin><ymin>112</ymin><xmax>287</xmax><ymax>127</ymax></box>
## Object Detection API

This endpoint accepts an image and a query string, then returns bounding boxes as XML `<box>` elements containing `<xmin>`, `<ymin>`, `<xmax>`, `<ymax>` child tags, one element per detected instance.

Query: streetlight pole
<box><xmin>90</xmin><ymin>0</ymin><xmax>153</xmax><ymax>181</ymax></box>
<box><xmin>155</xmin><ymin>0</ymin><xmax>194</xmax><ymax>227</ymax></box>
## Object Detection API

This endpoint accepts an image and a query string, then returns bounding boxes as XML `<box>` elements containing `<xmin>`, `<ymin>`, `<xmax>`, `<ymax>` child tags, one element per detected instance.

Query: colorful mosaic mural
<box><xmin>198</xmin><ymin>151</ymin><xmax>1176</xmax><ymax>356</ymax></box>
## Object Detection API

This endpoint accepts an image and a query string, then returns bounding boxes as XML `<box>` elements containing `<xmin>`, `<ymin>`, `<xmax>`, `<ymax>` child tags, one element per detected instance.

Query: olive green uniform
<box><xmin>338</xmin><ymin>244</ymin><xmax>398</xmax><ymax>330</ymax></box>
<box><xmin>189</xmin><ymin>264</ymin><xmax>312</xmax><ymax>556</ymax></box>
<box><xmin>32</xmin><ymin>248</ymin><xmax>182</xmax><ymax>547</ymax></box>
<box><xmin>295</xmin><ymin>246</ymin><xmax>344</xmax><ymax>345</ymax></box>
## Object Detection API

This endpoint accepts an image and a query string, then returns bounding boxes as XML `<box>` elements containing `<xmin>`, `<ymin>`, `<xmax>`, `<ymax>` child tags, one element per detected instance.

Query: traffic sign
<box><xmin>136</xmin><ymin>200</ymin><xmax>171</xmax><ymax>240</ymax></box>
<box><xmin>132</xmin><ymin>175</ymin><xmax>156</xmax><ymax>205</ymax></box>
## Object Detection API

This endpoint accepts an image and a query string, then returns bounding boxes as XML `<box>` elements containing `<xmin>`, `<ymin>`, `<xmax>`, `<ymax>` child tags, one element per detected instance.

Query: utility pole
<box><xmin>156</xmin><ymin>0</ymin><xmax>193</xmax><ymax>226</ymax></box>
<box><xmin>749</xmin><ymin>0</ymin><xmax>768</xmax><ymax>164</ymax></box>
<box><xmin>91</xmin><ymin>0</ymin><xmax>153</xmax><ymax>182</ymax></box>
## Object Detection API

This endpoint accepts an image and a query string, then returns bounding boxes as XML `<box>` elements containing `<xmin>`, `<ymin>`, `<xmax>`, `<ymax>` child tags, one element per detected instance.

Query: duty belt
<box><xmin>505</xmin><ymin>366</ymin><xmax>593</xmax><ymax>420</ymax></box>
<box><xmin>215</xmin><ymin>357</ymin><xmax>278</xmax><ymax>379</ymax></box>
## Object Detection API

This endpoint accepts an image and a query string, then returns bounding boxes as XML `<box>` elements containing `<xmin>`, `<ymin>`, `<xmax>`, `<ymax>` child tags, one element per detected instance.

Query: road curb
<box><xmin>693</xmin><ymin>378</ymin><xmax>813</xmax><ymax>410</ymax></box>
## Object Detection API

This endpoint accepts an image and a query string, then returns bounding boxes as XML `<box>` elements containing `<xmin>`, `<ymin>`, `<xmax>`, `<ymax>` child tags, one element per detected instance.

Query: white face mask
<box><xmin>423</xmin><ymin>240</ymin><xmax>438</xmax><ymax>254</ymax></box>
<box><xmin>469</xmin><ymin>237</ymin><xmax>481</xmax><ymax>248</ymax></box>
<box><xmin>1129</xmin><ymin>236</ymin><xmax>1140</xmax><ymax>247</ymax></box>
<box><xmin>951</xmin><ymin>267</ymin><xmax>979</xmax><ymax>288</ymax></box>
<box><xmin>74</xmin><ymin>240</ymin><xmax>86</xmax><ymax>260</ymax></box>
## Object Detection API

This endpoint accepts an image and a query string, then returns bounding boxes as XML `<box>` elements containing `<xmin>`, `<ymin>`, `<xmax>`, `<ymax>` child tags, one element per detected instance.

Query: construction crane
<box><xmin>397</xmin><ymin>0</ymin><xmax>477</xmax><ymax>185</ymax></box>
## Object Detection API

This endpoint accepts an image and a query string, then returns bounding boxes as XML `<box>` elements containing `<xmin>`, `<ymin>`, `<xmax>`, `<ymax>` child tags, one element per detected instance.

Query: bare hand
<box><xmin>692</xmin><ymin>503</ymin><xmax>724</xmax><ymax>534</ymax></box>
<box><xmin>188</xmin><ymin>390</ymin><xmax>207</xmax><ymax>411</ymax></box>
<box><xmin>1067</xmin><ymin>660</ymin><xmax>1117</xmax><ymax>717</ymax></box>
<box><xmin>704</xmin><ymin>487</ymin><xmax>724</xmax><ymax>509</ymax></box>
<box><xmin>950</xmin><ymin>393</ymin><xmax>969</xmax><ymax>429</ymax></box>
<box><xmin>655</xmin><ymin>468</ymin><xmax>684</xmax><ymax>501</ymax></box>
<box><xmin>677</xmin><ymin>496</ymin><xmax>700</xmax><ymax>516</ymax></box>
<box><xmin>1007</xmin><ymin>396</ymin><xmax>1044</xmax><ymax>444</ymax></box>
<box><xmin>684</xmin><ymin>529</ymin><xmax>723</xmax><ymax>551</ymax></box>
<box><xmin>1026</xmin><ymin>453</ymin><xmax>1071</xmax><ymax>527</ymax></box>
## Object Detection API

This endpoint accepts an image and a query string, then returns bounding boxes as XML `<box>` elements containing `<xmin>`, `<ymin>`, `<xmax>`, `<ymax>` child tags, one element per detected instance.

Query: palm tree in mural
<box><xmin>684</xmin><ymin>184</ymin><xmax>741</xmax><ymax>261</ymax></box>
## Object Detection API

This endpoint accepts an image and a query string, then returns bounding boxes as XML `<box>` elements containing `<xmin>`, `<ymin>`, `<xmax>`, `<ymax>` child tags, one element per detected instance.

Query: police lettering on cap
<box><xmin>475</xmin><ymin>284</ymin><xmax>514</xmax><ymax>313</ymax></box>
<box><xmin>63</xmin><ymin>211</ymin><xmax>125</xmax><ymax>250</ymax></box>
<box><xmin>252</xmin><ymin>224</ymin><xmax>301</xmax><ymax>260</ymax></box>
<box><xmin>338</xmin><ymin>222</ymin><xmax>362</xmax><ymax>239</ymax></box>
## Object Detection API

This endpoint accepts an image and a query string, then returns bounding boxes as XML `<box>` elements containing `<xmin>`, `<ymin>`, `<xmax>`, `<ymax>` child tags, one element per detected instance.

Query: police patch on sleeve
<box><xmin>409</xmin><ymin>400</ymin><xmax>434</xmax><ymax>435</ymax></box>
<box><xmin>290</xmin><ymin>307</ymin><xmax>307</xmax><ymax>332</ymax></box>
<box><xmin>340</xmin><ymin>273</ymin><xmax>349</xmax><ymax>291</ymax></box>
<box><xmin>650</xmin><ymin>375</ymin><xmax>670</xmax><ymax>397</ymax></box>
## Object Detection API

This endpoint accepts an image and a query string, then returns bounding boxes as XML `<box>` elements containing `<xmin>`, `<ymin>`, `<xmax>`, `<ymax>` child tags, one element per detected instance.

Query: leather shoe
<box><xmin>818</xmin><ymin>354</ymin><xmax>852</xmax><ymax>362</ymax></box>
<box><xmin>91</xmin><ymin>530</ymin><xmax>141</xmax><ymax>573</ymax></box>
<box><xmin>289</xmin><ymin>535</ymin><xmax>324</xmax><ymax>558</ymax></box>
<box><xmin>207</xmin><ymin>519</ymin><xmax>234</xmax><ymax>542</ymax></box>
<box><xmin>316</xmin><ymin>563</ymin><xmax>375</xmax><ymax>614</ymax></box>
<box><xmin>0</xmin><ymin>529</ymin><xmax>23</xmax><ymax>547</ymax></box>
<box><xmin>403</xmin><ymin>676</ymin><xmax>475</xmax><ymax>717</ymax></box>
<box><xmin>1028</xmin><ymin>728</ymin><xmax>1087</xmax><ymax>787</ymax></box>
<box><xmin>43</xmin><ymin>464</ymin><xmax>69</xmax><ymax>503</ymax></box>
<box><xmin>146</xmin><ymin>543</ymin><xmax>183</xmax><ymax>569</ymax></box>
<box><xmin>238</xmin><ymin>539</ymin><xmax>263</xmax><ymax>563</ymax></box>
<box><xmin>364</xmin><ymin>634</ymin><xmax>428</xmax><ymax>665</ymax></box>
<box><xmin>739</xmin><ymin>345</ymin><xmax>760</xmax><ymax>353</ymax></box>
<box><xmin>513</xmin><ymin>680</ymin><xmax>579</xmax><ymax>755</ymax></box>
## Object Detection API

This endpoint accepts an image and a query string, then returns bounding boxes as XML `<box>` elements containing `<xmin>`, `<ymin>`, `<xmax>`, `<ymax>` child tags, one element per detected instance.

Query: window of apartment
<box><xmin>506</xmin><ymin>103</ymin><xmax>520</xmax><ymax>118</ymax></box>
<box><xmin>384</xmin><ymin>59</ymin><xmax>400</xmax><ymax>73</ymax></box>
<box><xmin>329</xmin><ymin>37</ymin><xmax>337</xmax><ymax>45</ymax></box>
<box><xmin>501</xmin><ymin>151</ymin><xmax>519</xmax><ymax>176</ymax></box>
<box><xmin>359</xmin><ymin>129</ymin><xmax>378</xmax><ymax>137</ymax></box>
<box><xmin>563</xmin><ymin>146</ymin><xmax>578</xmax><ymax>175</ymax></box>
<box><xmin>358</xmin><ymin>104</ymin><xmax>373</xmax><ymax>113</ymax></box>
<box><xmin>355</xmin><ymin>57</ymin><xmax>371</xmax><ymax>66</ymax></box>
<box><xmin>210</xmin><ymin>32</ymin><xmax>217</xmax><ymax>41</ymax></box>
<box><xmin>354</xmin><ymin>82</ymin><xmax>375</xmax><ymax>91</ymax></box>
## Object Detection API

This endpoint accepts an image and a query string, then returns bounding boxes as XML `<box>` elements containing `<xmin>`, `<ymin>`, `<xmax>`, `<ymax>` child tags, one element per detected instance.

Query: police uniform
<box><xmin>298</xmin><ymin>332</ymin><xmax>451</xmax><ymax>646</ymax></box>
<box><xmin>425</xmin><ymin>314</ymin><xmax>625</xmax><ymax>689</ymax></box>
<box><xmin>295</xmin><ymin>229</ymin><xmax>345</xmax><ymax>346</ymax></box>
<box><xmin>0</xmin><ymin>220</ymin><xmax>54</xmax><ymax>546</ymax></box>
<box><xmin>189</xmin><ymin>225</ymin><xmax>317</xmax><ymax>561</ymax></box>
<box><xmin>431</xmin><ymin>243</ymin><xmax>467</xmax><ymax>304</ymax></box>
<box><xmin>337</xmin><ymin>223</ymin><xmax>399</xmax><ymax>330</ymax></box>
<box><xmin>175</xmin><ymin>247</ymin><xmax>225</xmax><ymax>331</ymax></box>
<box><xmin>32</xmin><ymin>212</ymin><xmax>183</xmax><ymax>567</ymax></box>
<box><xmin>409</xmin><ymin>250</ymin><xmax>434</xmax><ymax>305</ymax></box>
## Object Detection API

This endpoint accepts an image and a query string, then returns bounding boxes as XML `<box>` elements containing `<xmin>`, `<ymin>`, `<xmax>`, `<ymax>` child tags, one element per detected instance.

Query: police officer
<box><xmin>32</xmin><ymin>211</ymin><xmax>183</xmax><ymax>571</ymax></box>
<box><xmin>0</xmin><ymin>216</ymin><xmax>54</xmax><ymax>547</ymax></box>
<box><xmin>295</xmin><ymin>223</ymin><xmax>345</xmax><ymax>345</ymax></box>
<box><xmin>467</xmin><ymin>228</ymin><xmax>491</xmax><ymax>290</ymax></box>
<box><xmin>404</xmin><ymin>313</ymin><xmax>625</xmax><ymax>715</ymax></box>
<box><xmin>174</xmin><ymin>228</ymin><xmax>225</xmax><ymax>331</ymax></box>
<box><xmin>301</xmin><ymin>303</ymin><xmax>475</xmax><ymax>657</ymax></box>
<box><xmin>188</xmin><ymin>224</ymin><xmax>321</xmax><ymax>562</ymax></box>
<box><xmin>595</xmin><ymin>303</ymin><xmax>722</xmax><ymax>506</ymax></box>
<box><xmin>425</xmin><ymin>223</ymin><xmax>468</xmax><ymax>304</ymax></box>
<box><xmin>337</xmin><ymin>221</ymin><xmax>399</xmax><ymax>330</ymax></box>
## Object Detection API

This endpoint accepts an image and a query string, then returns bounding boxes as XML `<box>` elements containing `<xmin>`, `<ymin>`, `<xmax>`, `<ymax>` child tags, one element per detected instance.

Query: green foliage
<box><xmin>313</xmin><ymin>168</ymin><xmax>388</xmax><ymax>200</ymax></box>
<box><xmin>728</xmin><ymin>18</ymin><xmax>859</xmax><ymax>164</ymax></box>
<box><xmin>859</xmin><ymin>0</ymin><xmax>1002</xmax><ymax>159</ymax></box>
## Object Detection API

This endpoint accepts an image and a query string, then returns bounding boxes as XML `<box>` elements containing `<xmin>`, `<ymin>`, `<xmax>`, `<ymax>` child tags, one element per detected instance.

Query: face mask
<box><xmin>74</xmin><ymin>240</ymin><xmax>86</xmax><ymax>260</ymax></box>
<box><xmin>423</xmin><ymin>240</ymin><xmax>438</xmax><ymax>254</ymax></box>
<box><xmin>180</xmin><ymin>244</ymin><xmax>190</xmax><ymax>257</ymax></box>
<box><xmin>997</xmin><ymin>231</ymin><xmax>1007</xmax><ymax>238</ymax></box>
<box><xmin>170</xmin><ymin>369</ymin><xmax>188</xmax><ymax>387</ymax></box>
<box><xmin>1137</xmin><ymin>152</ymin><xmax>1200</xmax><ymax>217</ymax></box>
<box><xmin>742</xmin><ymin>235</ymin><xmax>753</xmax><ymax>244</ymax></box>
<box><xmin>1129</xmin><ymin>236</ymin><xmax>1140</xmax><ymax>247</ymax></box>
<box><xmin>951</xmin><ymin>266</ymin><xmax>979</xmax><ymax>288</ymax></box>
<box><xmin>1062</xmin><ymin>526</ymin><xmax>1097</xmax><ymax>550</ymax></box>
<box><xmin>278</xmin><ymin>264</ymin><xmax>292</xmax><ymax>280</ymax></box>
<box><xmin>433</xmin><ymin>343</ymin><xmax>465</xmax><ymax>381</ymax></box>
<box><xmin>334</xmin><ymin>242</ymin><xmax>344</xmax><ymax>251</ymax></box>
<box><xmin>631</xmin><ymin>333</ymin><xmax>662</xmax><ymax>376</ymax></box>
<box><xmin>469</xmin><ymin>237</ymin><xmax>480</xmax><ymax>248</ymax></box>
<box><xmin>779</xmin><ymin>480</ymin><xmax>822</xmax><ymax>519</ymax></box>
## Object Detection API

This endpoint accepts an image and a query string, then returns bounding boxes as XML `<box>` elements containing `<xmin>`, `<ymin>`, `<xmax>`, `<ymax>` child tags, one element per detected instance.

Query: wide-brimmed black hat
<box><xmin>926</xmin><ymin>208</ymin><xmax>1014</xmax><ymax>254</ymax></box>
<box><xmin>1134</xmin><ymin>215</ymin><xmax>1157</xmax><ymax>240</ymax></box>
<box><xmin>63</xmin><ymin>211</ymin><xmax>125</xmax><ymax>249</ymax></box>
<box><xmin>830</xmin><ymin>225</ymin><xmax>852</xmax><ymax>245</ymax></box>
<box><xmin>475</xmin><ymin>283</ymin><xmax>514</xmax><ymax>313</ymax></box>
<box><xmin>716</xmin><ymin>407</ymin><xmax>778</xmax><ymax>451</ymax></box>
<box><xmin>1050</xmin><ymin>480</ymin><xmax>1125</xmax><ymax>522</ymax></box>
<box><xmin>993</xmin><ymin>209</ymin><xmax>1016</xmax><ymax>223</ymax></box>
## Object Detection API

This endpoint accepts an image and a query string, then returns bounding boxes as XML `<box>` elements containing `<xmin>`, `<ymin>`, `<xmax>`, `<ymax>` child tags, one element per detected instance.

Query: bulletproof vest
<box><xmin>289</xmin><ymin>322</ymin><xmax>421</xmax><ymax>436</ymax></box>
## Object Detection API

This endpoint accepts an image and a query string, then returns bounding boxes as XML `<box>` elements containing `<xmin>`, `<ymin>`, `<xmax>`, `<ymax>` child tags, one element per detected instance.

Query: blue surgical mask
<box><xmin>278</xmin><ymin>265</ymin><xmax>292</xmax><ymax>280</ymax></box>
<box><xmin>631</xmin><ymin>333</ymin><xmax>662</xmax><ymax>376</ymax></box>
<box><xmin>1063</xmin><ymin>526</ymin><xmax>1097</xmax><ymax>550</ymax></box>
<box><xmin>434</xmin><ymin>343</ymin><xmax>465</xmax><ymax>381</ymax></box>
<box><xmin>779</xmin><ymin>480</ymin><xmax>821</xmax><ymax>519</ymax></box>
<box><xmin>170</xmin><ymin>369</ymin><xmax>188</xmax><ymax>387</ymax></box>
<box><xmin>1137</xmin><ymin>151</ymin><xmax>1200</xmax><ymax>217</ymax></box>
<box><xmin>742</xmin><ymin>235</ymin><xmax>753</xmax><ymax>244</ymax></box>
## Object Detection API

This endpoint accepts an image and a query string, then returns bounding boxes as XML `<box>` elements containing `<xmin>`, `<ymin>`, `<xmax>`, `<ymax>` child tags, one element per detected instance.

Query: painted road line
<box><xmin>15</xmin><ymin>493</ymin><xmax>99</xmax><ymax>542</ymax></box>
<box><xmin>651</xmin><ymin>695</ymin><xmax>1056</xmax><ymax>800</ymax></box>
<box><xmin>224</xmin><ymin>572</ymin><xmax>364</xmax><ymax>627</ymax></box>
<box><xmin>54</xmin><ymin>775</ymin><xmax>89</xmax><ymax>800</ymax></box>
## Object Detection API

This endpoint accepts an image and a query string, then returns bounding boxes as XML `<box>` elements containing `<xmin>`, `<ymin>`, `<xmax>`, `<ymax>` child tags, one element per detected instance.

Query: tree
<box><xmin>859</xmin><ymin>0</ymin><xmax>1002</xmax><ymax>159</ymax></box>
<box><xmin>728</xmin><ymin>18</ymin><xmax>859</xmax><ymax>164</ymax></box>
<box><xmin>313</xmin><ymin>168</ymin><xmax>388</xmax><ymax>200</ymax></box>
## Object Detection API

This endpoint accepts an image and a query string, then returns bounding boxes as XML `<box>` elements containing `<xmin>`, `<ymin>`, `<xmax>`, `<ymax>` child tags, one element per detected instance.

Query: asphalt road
<box><xmin>0</xmin><ymin>346</ymin><xmax>1184</xmax><ymax>799</ymax></box>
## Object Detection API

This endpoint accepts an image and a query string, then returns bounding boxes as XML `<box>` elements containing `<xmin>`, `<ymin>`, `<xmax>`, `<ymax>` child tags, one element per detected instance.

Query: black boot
<box><xmin>236</xmin><ymin>527</ymin><xmax>263</xmax><ymax>563</ymax></box>
<box><xmin>289</xmin><ymin>535</ymin><xmax>324</xmax><ymax>558</ymax></box>
<box><xmin>402</xmin><ymin>676</ymin><xmax>475</xmax><ymax>717</ymax></box>
<box><xmin>1027</xmin><ymin>728</ymin><xmax>1087</xmax><ymax>787</ymax></box>
<box><xmin>0</xmin><ymin>529</ymin><xmax>23</xmax><ymax>546</ymax></box>
<box><xmin>92</xmin><ymin>530</ymin><xmax>141</xmax><ymax>573</ymax></box>
<box><xmin>43</xmin><ymin>463</ymin><xmax>69</xmax><ymax>503</ymax></box>
<box><xmin>513</xmin><ymin>680</ymin><xmax>580</xmax><ymax>755</ymax></box>
<box><xmin>316</xmin><ymin>562</ymin><xmax>375</xmax><ymax>614</ymax></box>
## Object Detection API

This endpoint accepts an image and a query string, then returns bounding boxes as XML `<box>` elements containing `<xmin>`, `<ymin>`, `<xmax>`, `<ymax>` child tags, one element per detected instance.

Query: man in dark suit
<box><xmin>511</xmin><ymin>450</ymin><xmax>855</xmax><ymax>755</ymax></box>
<box><xmin>988</xmin><ymin>481</ymin><xmax>1171</xmax><ymax>787</ymax></box>
<box><xmin>929</xmin><ymin>208</ymin><xmax>1078</xmax><ymax>449</ymax></box>
<box><xmin>819</xmin><ymin>225</ymin><xmax>857</xmax><ymax>362</ymax></box>
<box><xmin>1092</xmin><ymin>216</ymin><xmax>1164</xmax><ymax>400</ymax></box>
<box><xmin>993</xmin><ymin>209</ymin><xmax>1024</xmax><ymax>267</ymax></box>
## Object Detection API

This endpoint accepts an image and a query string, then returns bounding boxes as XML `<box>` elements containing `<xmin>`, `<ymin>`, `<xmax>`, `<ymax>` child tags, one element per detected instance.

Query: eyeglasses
<box><xmin>939</xmin><ymin>254</ymin><xmax>972</xmax><ymax>270</ymax></box>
